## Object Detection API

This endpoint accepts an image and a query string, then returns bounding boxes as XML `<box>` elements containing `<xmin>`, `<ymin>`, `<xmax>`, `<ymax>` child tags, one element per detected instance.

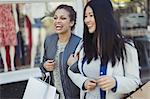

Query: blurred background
<box><xmin>112</xmin><ymin>0</ymin><xmax>150</xmax><ymax>84</ymax></box>
<box><xmin>0</xmin><ymin>0</ymin><xmax>149</xmax><ymax>99</ymax></box>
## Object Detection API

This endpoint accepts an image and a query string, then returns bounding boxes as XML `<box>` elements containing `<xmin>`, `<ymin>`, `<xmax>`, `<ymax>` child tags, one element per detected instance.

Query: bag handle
<box><xmin>43</xmin><ymin>72</ymin><xmax>51</xmax><ymax>83</ymax></box>
<box><xmin>43</xmin><ymin>72</ymin><xmax>60</xmax><ymax>99</ymax></box>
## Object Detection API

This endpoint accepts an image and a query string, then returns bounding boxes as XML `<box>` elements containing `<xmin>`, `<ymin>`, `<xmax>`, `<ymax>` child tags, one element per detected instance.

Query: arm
<box><xmin>67</xmin><ymin>41</ymin><xmax>87</xmax><ymax>90</ymax></box>
<box><xmin>113</xmin><ymin>43</ymin><xmax>141</xmax><ymax>94</ymax></box>
<box><xmin>68</xmin><ymin>63</ymin><xmax>89</xmax><ymax>90</ymax></box>
<box><xmin>25</xmin><ymin>4</ymin><xmax>35</xmax><ymax>25</ymax></box>
<box><xmin>12</xmin><ymin>4</ymin><xmax>19</xmax><ymax>33</ymax></box>
<box><xmin>39</xmin><ymin>37</ymin><xmax>48</xmax><ymax>74</ymax></box>
<box><xmin>74</xmin><ymin>0</ymin><xmax>84</xmax><ymax>38</ymax></box>
<box><xmin>39</xmin><ymin>37</ymin><xmax>55</xmax><ymax>74</ymax></box>
<box><xmin>68</xmin><ymin>56</ymin><xmax>97</xmax><ymax>91</ymax></box>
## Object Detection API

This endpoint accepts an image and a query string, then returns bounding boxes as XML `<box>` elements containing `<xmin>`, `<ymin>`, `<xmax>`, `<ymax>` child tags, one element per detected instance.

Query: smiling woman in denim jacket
<box><xmin>67</xmin><ymin>0</ymin><xmax>141</xmax><ymax>99</ymax></box>
<box><xmin>40</xmin><ymin>4</ymin><xmax>81</xmax><ymax>99</ymax></box>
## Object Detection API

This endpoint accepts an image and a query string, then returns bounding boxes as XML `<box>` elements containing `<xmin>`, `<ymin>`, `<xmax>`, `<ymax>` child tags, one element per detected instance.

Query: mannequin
<box><xmin>17</xmin><ymin>3</ymin><xmax>29</xmax><ymax>46</ymax></box>
<box><xmin>74</xmin><ymin>0</ymin><xmax>84</xmax><ymax>38</ymax></box>
<box><xmin>0</xmin><ymin>4</ymin><xmax>19</xmax><ymax>72</ymax></box>
<box><xmin>26</xmin><ymin>3</ymin><xmax>48</xmax><ymax>68</ymax></box>
<box><xmin>41</xmin><ymin>16</ymin><xmax>54</xmax><ymax>62</ymax></box>
<box><xmin>16</xmin><ymin>3</ymin><xmax>27</xmax><ymax>65</ymax></box>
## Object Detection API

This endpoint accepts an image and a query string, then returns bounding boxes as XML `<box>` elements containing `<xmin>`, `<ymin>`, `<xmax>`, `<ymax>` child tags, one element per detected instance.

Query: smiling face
<box><xmin>53</xmin><ymin>9</ymin><xmax>74</xmax><ymax>34</ymax></box>
<box><xmin>84</xmin><ymin>6</ymin><xmax>96</xmax><ymax>33</ymax></box>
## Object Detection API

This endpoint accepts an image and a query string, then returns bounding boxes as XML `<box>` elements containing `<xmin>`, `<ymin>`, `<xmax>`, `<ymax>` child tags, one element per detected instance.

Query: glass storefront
<box><xmin>0</xmin><ymin>0</ymin><xmax>149</xmax><ymax>98</ymax></box>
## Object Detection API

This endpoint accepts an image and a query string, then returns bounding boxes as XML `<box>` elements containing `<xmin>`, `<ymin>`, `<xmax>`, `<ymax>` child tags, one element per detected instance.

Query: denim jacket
<box><xmin>40</xmin><ymin>33</ymin><xmax>81</xmax><ymax>99</ymax></box>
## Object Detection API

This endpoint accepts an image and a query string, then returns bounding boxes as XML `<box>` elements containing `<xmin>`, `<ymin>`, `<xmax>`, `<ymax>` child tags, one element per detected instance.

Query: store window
<box><xmin>0</xmin><ymin>1</ymin><xmax>84</xmax><ymax>98</ymax></box>
<box><xmin>112</xmin><ymin>0</ymin><xmax>150</xmax><ymax>83</ymax></box>
<box><xmin>0</xmin><ymin>0</ymin><xmax>84</xmax><ymax>84</ymax></box>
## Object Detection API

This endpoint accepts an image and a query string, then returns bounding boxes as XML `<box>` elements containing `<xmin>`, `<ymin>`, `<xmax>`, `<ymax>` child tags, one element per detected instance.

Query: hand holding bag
<box><xmin>125</xmin><ymin>81</ymin><xmax>150</xmax><ymax>99</ymax></box>
<box><xmin>23</xmin><ymin>74</ymin><xmax>57</xmax><ymax>99</ymax></box>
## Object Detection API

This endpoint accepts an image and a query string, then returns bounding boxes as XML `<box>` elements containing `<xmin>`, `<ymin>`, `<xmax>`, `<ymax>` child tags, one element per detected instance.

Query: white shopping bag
<box><xmin>23</xmin><ymin>77</ymin><xmax>57</xmax><ymax>99</ymax></box>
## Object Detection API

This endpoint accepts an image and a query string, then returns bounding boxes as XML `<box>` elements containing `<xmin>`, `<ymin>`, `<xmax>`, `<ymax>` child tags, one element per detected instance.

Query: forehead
<box><xmin>85</xmin><ymin>6</ymin><xmax>93</xmax><ymax>14</ymax></box>
<box><xmin>54</xmin><ymin>9</ymin><xmax>70</xmax><ymax>17</ymax></box>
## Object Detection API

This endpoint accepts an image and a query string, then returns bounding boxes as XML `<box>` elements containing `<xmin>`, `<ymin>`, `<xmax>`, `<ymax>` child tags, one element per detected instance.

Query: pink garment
<box><xmin>0</xmin><ymin>4</ymin><xmax>17</xmax><ymax>46</ymax></box>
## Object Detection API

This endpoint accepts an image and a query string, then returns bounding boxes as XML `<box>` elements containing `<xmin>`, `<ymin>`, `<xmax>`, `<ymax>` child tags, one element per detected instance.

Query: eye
<box><xmin>53</xmin><ymin>16</ymin><xmax>57</xmax><ymax>20</ymax></box>
<box><xmin>90</xmin><ymin>14</ymin><xmax>94</xmax><ymax>17</ymax></box>
<box><xmin>61</xmin><ymin>17</ymin><xmax>67</xmax><ymax>20</ymax></box>
<box><xmin>84</xmin><ymin>15</ymin><xmax>87</xmax><ymax>18</ymax></box>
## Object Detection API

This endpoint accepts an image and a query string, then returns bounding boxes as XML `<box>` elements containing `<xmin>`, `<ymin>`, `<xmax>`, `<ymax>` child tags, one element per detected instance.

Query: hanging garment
<box><xmin>0</xmin><ymin>4</ymin><xmax>17</xmax><ymax>46</ymax></box>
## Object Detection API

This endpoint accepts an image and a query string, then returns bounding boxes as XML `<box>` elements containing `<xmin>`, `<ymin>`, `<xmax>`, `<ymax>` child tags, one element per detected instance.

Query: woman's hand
<box><xmin>43</xmin><ymin>60</ymin><xmax>55</xmax><ymax>71</ymax></box>
<box><xmin>67</xmin><ymin>54</ymin><xmax>78</xmax><ymax>66</ymax></box>
<box><xmin>84</xmin><ymin>79</ymin><xmax>97</xmax><ymax>91</ymax></box>
<box><xmin>96</xmin><ymin>76</ymin><xmax>116</xmax><ymax>91</ymax></box>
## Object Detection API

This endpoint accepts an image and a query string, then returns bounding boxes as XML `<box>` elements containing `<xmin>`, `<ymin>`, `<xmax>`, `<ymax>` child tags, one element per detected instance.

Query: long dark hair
<box><xmin>54</xmin><ymin>4</ymin><xmax>76</xmax><ymax>30</ymax></box>
<box><xmin>83</xmin><ymin>0</ymin><xmax>127</xmax><ymax>67</ymax></box>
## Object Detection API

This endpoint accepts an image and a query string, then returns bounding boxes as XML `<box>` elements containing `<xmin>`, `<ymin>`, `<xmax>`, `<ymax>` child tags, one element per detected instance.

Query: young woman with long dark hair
<box><xmin>67</xmin><ymin>0</ymin><xmax>141</xmax><ymax>99</ymax></box>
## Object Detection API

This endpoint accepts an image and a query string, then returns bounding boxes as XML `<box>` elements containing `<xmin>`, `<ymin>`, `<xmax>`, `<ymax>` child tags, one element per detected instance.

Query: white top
<box><xmin>68</xmin><ymin>43</ymin><xmax>141</xmax><ymax>99</ymax></box>
<box><xmin>53</xmin><ymin>41</ymin><xmax>67</xmax><ymax>99</ymax></box>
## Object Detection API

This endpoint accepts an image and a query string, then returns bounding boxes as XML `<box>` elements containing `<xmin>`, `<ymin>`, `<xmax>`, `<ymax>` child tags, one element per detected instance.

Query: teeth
<box><xmin>87</xmin><ymin>25</ymin><xmax>92</xmax><ymax>28</ymax></box>
<box><xmin>56</xmin><ymin>25</ymin><xmax>62</xmax><ymax>30</ymax></box>
<box><xmin>56</xmin><ymin>25</ymin><xmax>61</xmax><ymax>27</ymax></box>
<box><xmin>56</xmin><ymin>27</ymin><xmax>61</xmax><ymax>29</ymax></box>
<box><xmin>87</xmin><ymin>24</ymin><xmax>92</xmax><ymax>27</ymax></box>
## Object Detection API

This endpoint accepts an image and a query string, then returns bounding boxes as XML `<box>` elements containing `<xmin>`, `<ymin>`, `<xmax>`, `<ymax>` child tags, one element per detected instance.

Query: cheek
<box><xmin>93</xmin><ymin>23</ymin><xmax>96</xmax><ymax>29</ymax></box>
<box><xmin>70</xmin><ymin>21</ymin><xmax>74</xmax><ymax>27</ymax></box>
<box><xmin>93</xmin><ymin>20</ymin><xmax>96</xmax><ymax>29</ymax></box>
<box><xmin>63</xmin><ymin>23</ymin><xmax>71</xmax><ymax>30</ymax></box>
<box><xmin>92</xmin><ymin>18</ymin><xmax>96</xmax><ymax>24</ymax></box>
<box><xmin>67</xmin><ymin>21</ymin><xmax>73</xmax><ymax>27</ymax></box>
<box><xmin>53</xmin><ymin>21</ymin><xmax>57</xmax><ymax>26</ymax></box>
<box><xmin>84</xmin><ymin>18</ymin><xmax>87</xmax><ymax>25</ymax></box>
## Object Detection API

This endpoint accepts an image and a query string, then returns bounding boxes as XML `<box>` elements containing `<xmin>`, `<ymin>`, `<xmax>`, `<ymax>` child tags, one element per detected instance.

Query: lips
<box><xmin>86</xmin><ymin>23</ymin><xmax>93</xmax><ymax>27</ymax></box>
<box><xmin>55</xmin><ymin>25</ymin><xmax>63</xmax><ymax>30</ymax></box>
<box><xmin>87</xmin><ymin>24</ymin><xmax>93</xmax><ymax>29</ymax></box>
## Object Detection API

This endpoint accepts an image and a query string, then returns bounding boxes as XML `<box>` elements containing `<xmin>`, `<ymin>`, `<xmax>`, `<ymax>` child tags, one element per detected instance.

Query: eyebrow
<box><xmin>86</xmin><ymin>12</ymin><xmax>93</xmax><ymax>15</ymax></box>
<box><xmin>54</xmin><ymin>14</ymin><xmax>68</xmax><ymax>17</ymax></box>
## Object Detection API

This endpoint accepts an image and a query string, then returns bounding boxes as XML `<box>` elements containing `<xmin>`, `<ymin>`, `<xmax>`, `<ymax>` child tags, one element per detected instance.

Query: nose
<box><xmin>54</xmin><ymin>18</ymin><xmax>61</xmax><ymax>23</ymax></box>
<box><xmin>84</xmin><ymin>16</ymin><xmax>91</xmax><ymax>24</ymax></box>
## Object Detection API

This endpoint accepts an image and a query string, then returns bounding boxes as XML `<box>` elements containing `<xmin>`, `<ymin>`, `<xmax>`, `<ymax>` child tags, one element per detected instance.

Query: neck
<box><xmin>58</xmin><ymin>32</ymin><xmax>71</xmax><ymax>43</ymax></box>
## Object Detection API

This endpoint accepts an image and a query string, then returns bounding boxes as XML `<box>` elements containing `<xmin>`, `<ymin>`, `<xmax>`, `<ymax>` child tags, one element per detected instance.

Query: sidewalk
<box><xmin>0</xmin><ymin>67</ymin><xmax>42</xmax><ymax>99</ymax></box>
<box><xmin>0</xmin><ymin>81</ymin><xmax>27</xmax><ymax>99</ymax></box>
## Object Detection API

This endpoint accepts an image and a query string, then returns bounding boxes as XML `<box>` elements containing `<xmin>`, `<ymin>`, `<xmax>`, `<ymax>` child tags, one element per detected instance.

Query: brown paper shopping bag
<box><xmin>126</xmin><ymin>81</ymin><xmax>150</xmax><ymax>99</ymax></box>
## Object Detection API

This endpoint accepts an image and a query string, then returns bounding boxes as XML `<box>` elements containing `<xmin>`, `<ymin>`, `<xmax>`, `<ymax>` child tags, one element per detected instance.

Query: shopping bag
<box><xmin>125</xmin><ymin>81</ymin><xmax>150</xmax><ymax>99</ymax></box>
<box><xmin>23</xmin><ymin>77</ymin><xmax>57</xmax><ymax>99</ymax></box>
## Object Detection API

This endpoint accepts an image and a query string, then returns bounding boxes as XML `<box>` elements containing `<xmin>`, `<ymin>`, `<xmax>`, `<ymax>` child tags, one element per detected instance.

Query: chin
<box><xmin>55</xmin><ymin>30</ymin><xmax>62</xmax><ymax>33</ymax></box>
<box><xmin>89</xmin><ymin>30</ymin><xmax>94</xmax><ymax>33</ymax></box>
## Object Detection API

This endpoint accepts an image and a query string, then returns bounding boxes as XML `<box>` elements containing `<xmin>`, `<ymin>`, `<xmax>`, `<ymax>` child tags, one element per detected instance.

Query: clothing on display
<box><xmin>0</xmin><ymin>4</ymin><xmax>17</xmax><ymax>46</ymax></box>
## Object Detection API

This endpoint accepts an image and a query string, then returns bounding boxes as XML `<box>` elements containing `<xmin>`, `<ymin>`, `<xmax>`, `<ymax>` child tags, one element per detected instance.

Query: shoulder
<box><xmin>44</xmin><ymin>33</ymin><xmax>58</xmax><ymax>49</ymax></box>
<box><xmin>46</xmin><ymin>33</ymin><xmax>57</xmax><ymax>40</ymax></box>
<box><xmin>45</xmin><ymin>33</ymin><xmax>57</xmax><ymax>42</ymax></box>
<box><xmin>125</xmin><ymin>41</ymin><xmax>136</xmax><ymax>51</ymax></box>
<box><xmin>124</xmin><ymin>41</ymin><xmax>138</xmax><ymax>58</ymax></box>
<box><xmin>71</xmin><ymin>34</ymin><xmax>81</xmax><ymax>42</ymax></box>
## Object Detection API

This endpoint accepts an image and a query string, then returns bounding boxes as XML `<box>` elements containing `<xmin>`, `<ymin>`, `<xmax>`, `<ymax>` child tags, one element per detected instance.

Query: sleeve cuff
<box><xmin>39</xmin><ymin>63</ymin><xmax>48</xmax><ymax>73</ymax></box>
<box><xmin>69</xmin><ymin>61</ymin><xmax>80</xmax><ymax>73</ymax></box>
<box><xmin>82</xmin><ymin>81</ymin><xmax>86</xmax><ymax>90</ymax></box>
<box><xmin>111</xmin><ymin>77</ymin><xmax>117</xmax><ymax>92</ymax></box>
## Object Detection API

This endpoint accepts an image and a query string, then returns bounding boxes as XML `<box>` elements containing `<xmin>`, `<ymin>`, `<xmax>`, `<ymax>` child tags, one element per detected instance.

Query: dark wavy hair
<box><xmin>54</xmin><ymin>4</ymin><xmax>76</xmax><ymax>30</ymax></box>
<box><xmin>83</xmin><ymin>0</ymin><xmax>128</xmax><ymax>67</ymax></box>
